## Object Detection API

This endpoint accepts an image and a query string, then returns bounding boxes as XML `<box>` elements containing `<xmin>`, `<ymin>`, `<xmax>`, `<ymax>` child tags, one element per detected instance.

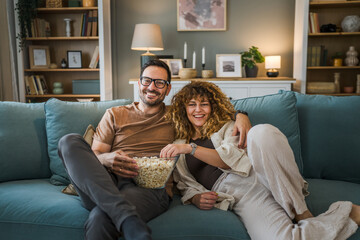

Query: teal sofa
<box><xmin>0</xmin><ymin>91</ymin><xmax>359</xmax><ymax>240</ymax></box>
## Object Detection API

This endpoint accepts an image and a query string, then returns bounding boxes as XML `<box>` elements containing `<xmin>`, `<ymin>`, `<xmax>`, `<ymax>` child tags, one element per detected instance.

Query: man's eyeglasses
<box><xmin>140</xmin><ymin>77</ymin><xmax>169</xmax><ymax>89</ymax></box>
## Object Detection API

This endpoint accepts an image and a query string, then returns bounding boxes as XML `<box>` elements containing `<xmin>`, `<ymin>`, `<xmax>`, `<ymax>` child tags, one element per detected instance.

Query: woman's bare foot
<box><xmin>349</xmin><ymin>204</ymin><xmax>360</xmax><ymax>226</ymax></box>
<box><xmin>293</xmin><ymin>209</ymin><xmax>314</xmax><ymax>222</ymax></box>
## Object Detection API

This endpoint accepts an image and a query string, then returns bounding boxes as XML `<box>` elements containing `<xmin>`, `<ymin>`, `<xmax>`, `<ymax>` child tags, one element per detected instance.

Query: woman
<box><xmin>160</xmin><ymin>81</ymin><xmax>359</xmax><ymax>240</ymax></box>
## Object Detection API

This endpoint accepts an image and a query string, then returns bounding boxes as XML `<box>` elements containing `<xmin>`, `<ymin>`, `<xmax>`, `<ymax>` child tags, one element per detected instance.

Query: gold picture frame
<box><xmin>29</xmin><ymin>45</ymin><xmax>50</xmax><ymax>69</ymax></box>
<box><xmin>177</xmin><ymin>0</ymin><xmax>227</xmax><ymax>31</ymax></box>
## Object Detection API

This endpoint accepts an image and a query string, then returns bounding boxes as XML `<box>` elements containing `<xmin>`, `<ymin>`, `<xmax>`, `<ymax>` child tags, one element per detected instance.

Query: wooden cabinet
<box><xmin>294</xmin><ymin>0</ymin><xmax>360</xmax><ymax>95</ymax></box>
<box><xmin>129</xmin><ymin>78</ymin><xmax>296</xmax><ymax>105</ymax></box>
<box><xmin>15</xmin><ymin>0</ymin><xmax>113</xmax><ymax>102</ymax></box>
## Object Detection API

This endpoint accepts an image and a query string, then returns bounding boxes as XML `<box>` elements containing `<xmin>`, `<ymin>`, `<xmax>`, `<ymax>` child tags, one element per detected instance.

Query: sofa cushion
<box><xmin>231</xmin><ymin>91</ymin><xmax>303</xmax><ymax>173</ymax></box>
<box><xmin>44</xmin><ymin>98</ymin><xmax>132</xmax><ymax>185</ymax></box>
<box><xmin>295</xmin><ymin>93</ymin><xmax>360</xmax><ymax>183</ymax></box>
<box><xmin>305</xmin><ymin>178</ymin><xmax>360</xmax><ymax>239</ymax></box>
<box><xmin>0</xmin><ymin>179</ymin><xmax>88</xmax><ymax>240</ymax></box>
<box><xmin>0</xmin><ymin>102</ymin><xmax>51</xmax><ymax>182</ymax></box>
<box><xmin>149</xmin><ymin>195</ymin><xmax>250</xmax><ymax>240</ymax></box>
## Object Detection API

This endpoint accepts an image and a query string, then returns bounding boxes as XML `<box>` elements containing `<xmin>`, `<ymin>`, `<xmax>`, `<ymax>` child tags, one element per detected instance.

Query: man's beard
<box><xmin>139</xmin><ymin>89</ymin><xmax>166</xmax><ymax>106</ymax></box>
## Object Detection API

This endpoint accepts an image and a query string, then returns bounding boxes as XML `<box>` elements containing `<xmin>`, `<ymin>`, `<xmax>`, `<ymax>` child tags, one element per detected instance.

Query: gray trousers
<box><xmin>213</xmin><ymin>124</ymin><xmax>358</xmax><ymax>240</ymax></box>
<box><xmin>58</xmin><ymin>134</ymin><xmax>170</xmax><ymax>240</ymax></box>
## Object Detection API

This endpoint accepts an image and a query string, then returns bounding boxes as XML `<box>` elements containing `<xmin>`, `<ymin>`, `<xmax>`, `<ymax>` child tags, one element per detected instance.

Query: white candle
<box><xmin>184</xmin><ymin>42</ymin><xmax>187</xmax><ymax>60</ymax></box>
<box><xmin>202</xmin><ymin>47</ymin><xmax>205</xmax><ymax>64</ymax></box>
<box><xmin>192</xmin><ymin>51</ymin><xmax>196</xmax><ymax>69</ymax></box>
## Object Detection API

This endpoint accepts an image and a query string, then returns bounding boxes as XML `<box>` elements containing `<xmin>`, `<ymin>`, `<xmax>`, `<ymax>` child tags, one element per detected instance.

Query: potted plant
<box><xmin>240</xmin><ymin>46</ymin><xmax>265</xmax><ymax>78</ymax></box>
<box><xmin>15</xmin><ymin>0</ymin><xmax>39</xmax><ymax>51</ymax></box>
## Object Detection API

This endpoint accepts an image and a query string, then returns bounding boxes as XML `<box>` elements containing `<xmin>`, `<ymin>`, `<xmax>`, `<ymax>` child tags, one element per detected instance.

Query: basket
<box><xmin>46</xmin><ymin>0</ymin><xmax>63</xmax><ymax>8</ymax></box>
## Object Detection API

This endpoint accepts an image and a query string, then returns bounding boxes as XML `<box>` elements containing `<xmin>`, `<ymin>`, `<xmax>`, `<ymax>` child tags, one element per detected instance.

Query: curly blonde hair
<box><xmin>166</xmin><ymin>81</ymin><xmax>235</xmax><ymax>141</ymax></box>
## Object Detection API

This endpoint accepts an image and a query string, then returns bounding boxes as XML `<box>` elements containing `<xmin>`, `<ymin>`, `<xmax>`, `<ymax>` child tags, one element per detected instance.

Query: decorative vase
<box><xmin>245</xmin><ymin>65</ymin><xmax>258</xmax><ymax>78</ymax></box>
<box><xmin>64</xmin><ymin>18</ymin><xmax>72</xmax><ymax>37</ymax></box>
<box><xmin>53</xmin><ymin>82</ymin><xmax>64</xmax><ymax>94</ymax></box>
<box><xmin>341</xmin><ymin>15</ymin><xmax>360</xmax><ymax>32</ymax></box>
<box><xmin>344</xmin><ymin>46</ymin><xmax>359</xmax><ymax>66</ymax></box>
<box><xmin>82</xmin><ymin>0</ymin><xmax>96</xmax><ymax>7</ymax></box>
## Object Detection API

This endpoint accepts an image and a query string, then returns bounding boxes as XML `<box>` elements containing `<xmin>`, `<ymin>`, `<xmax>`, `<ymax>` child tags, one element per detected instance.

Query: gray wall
<box><xmin>112</xmin><ymin>0</ymin><xmax>296</xmax><ymax>100</ymax></box>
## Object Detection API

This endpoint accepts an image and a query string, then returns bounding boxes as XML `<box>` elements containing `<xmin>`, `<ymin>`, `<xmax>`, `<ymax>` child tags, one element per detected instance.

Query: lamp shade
<box><xmin>265</xmin><ymin>56</ymin><xmax>281</xmax><ymax>69</ymax></box>
<box><xmin>131</xmin><ymin>23</ymin><xmax>164</xmax><ymax>51</ymax></box>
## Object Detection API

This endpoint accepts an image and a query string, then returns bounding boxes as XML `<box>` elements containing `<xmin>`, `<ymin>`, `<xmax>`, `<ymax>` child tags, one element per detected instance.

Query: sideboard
<box><xmin>129</xmin><ymin>77</ymin><xmax>296</xmax><ymax>105</ymax></box>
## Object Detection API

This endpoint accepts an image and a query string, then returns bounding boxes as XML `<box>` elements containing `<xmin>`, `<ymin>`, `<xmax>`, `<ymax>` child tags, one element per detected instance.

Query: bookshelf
<box><xmin>293</xmin><ymin>0</ymin><xmax>360</xmax><ymax>95</ymax></box>
<box><xmin>15</xmin><ymin>0</ymin><xmax>113</xmax><ymax>102</ymax></box>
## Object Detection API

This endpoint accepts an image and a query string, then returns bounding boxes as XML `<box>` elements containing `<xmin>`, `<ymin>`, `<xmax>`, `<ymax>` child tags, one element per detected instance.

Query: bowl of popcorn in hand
<box><xmin>130</xmin><ymin>153</ymin><xmax>179</xmax><ymax>189</ymax></box>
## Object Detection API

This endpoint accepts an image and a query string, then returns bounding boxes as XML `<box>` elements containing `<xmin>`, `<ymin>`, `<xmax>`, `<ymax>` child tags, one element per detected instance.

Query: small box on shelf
<box><xmin>72</xmin><ymin>80</ymin><xmax>100</xmax><ymax>94</ymax></box>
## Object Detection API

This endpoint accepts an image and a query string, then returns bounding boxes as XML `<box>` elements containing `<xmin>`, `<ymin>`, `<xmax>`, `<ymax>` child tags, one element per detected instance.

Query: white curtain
<box><xmin>0</xmin><ymin>0</ymin><xmax>19</xmax><ymax>101</ymax></box>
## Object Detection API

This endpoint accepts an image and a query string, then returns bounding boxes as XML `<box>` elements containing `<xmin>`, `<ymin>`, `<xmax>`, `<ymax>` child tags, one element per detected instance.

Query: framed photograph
<box><xmin>67</xmin><ymin>51</ymin><xmax>82</xmax><ymax>68</ymax></box>
<box><xmin>177</xmin><ymin>0</ymin><xmax>227</xmax><ymax>31</ymax></box>
<box><xmin>216</xmin><ymin>54</ymin><xmax>242</xmax><ymax>77</ymax></box>
<box><xmin>29</xmin><ymin>45</ymin><xmax>50</xmax><ymax>69</ymax></box>
<box><xmin>161</xmin><ymin>59</ymin><xmax>183</xmax><ymax>78</ymax></box>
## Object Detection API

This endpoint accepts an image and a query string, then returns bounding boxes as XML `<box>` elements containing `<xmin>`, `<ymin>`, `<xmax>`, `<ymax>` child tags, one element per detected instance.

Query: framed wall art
<box><xmin>177</xmin><ymin>0</ymin><xmax>227</xmax><ymax>31</ymax></box>
<box><xmin>216</xmin><ymin>54</ymin><xmax>242</xmax><ymax>77</ymax></box>
<box><xmin>29</xmin><ymin>45</ymin><xmax>50</xmax><ymax>69</ymax></box>
<box><xmin>67</xmin><ymin>51</ymin><xmax>82</xmax><ymax>68</ymax></box>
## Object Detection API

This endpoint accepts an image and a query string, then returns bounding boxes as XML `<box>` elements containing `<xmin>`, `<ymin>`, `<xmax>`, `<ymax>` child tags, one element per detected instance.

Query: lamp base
<box><xmin>141</xmin><ymin>54</ymin><xmax>158</xmax><ymax>69</ymax></box>
<box><xmin>266</xmin><ymin>70</ymin><xmax>279</xmax><ymax>77</ymax></box>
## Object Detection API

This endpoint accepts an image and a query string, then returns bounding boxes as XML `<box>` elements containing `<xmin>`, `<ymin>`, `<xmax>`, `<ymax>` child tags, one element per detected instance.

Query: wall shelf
<box><xmin>25</xmin><ymin>68</ymin><xmax>100</xmax><ymax>72</ymax></box>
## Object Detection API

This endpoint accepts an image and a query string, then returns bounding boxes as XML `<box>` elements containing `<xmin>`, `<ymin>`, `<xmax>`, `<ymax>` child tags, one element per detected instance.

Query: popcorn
<box><xmin>133</xmin><ymin>156</ymin><xmax>178</xmax><ymax>188</ymax></box>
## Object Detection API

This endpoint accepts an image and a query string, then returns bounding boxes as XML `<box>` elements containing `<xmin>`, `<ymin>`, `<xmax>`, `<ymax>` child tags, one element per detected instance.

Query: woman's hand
<box><xmin>160</xmin><ymin>144</ymin><xmax>192</xmax><ymax>158</ymax></box>
<box><xmin>232</xmin><ymin>113</ymin><xmax>252</xmax><ymax>148</ymax></box>
<box><xmin>191</xmin><ymin>192</ymin><xmax>218</xmax><ymax>210</ymax></box>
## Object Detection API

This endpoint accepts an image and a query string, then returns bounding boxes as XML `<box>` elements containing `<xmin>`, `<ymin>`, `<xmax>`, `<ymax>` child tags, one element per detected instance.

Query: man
<box><xmin>58</xmin><ymin>60</ymin><xmax>251</xmax><ymax>240</ymax></box>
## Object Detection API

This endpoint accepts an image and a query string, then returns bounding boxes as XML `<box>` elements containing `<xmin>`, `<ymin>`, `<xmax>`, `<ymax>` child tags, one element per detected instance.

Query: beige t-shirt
<box><xmin>93</xmin><ymin>102</ymin><xmax>175</xmax><ymax>196</ymax></box>
<box><xmin>94</xmin><ymin>102</ymin><xmax>174</xmax><ymax>155</ymax></box>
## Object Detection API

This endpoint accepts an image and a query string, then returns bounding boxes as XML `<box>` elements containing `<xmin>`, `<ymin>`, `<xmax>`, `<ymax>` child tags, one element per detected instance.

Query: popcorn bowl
<box><xmin>130</xmin><ymin>153</ymin><xmax>179</xmax><ymax>189</ymax></box>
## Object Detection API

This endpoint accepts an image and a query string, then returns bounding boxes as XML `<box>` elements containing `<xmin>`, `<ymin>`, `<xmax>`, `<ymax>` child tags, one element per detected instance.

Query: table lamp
<box><xmin>265</xmin><ymin>55</ymin><xmax>281</xmax><ymax>77</ymax></box>
<box><xmin>131</xmin><ymin>23</ymin><xmax>164</xmax><ymax>68</ymax></box>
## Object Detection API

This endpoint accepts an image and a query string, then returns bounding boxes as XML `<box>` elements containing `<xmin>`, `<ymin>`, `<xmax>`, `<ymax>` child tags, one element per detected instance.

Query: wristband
<box><xmin>234</xmin><ymin>110</ymin><xmax>248</xmax><ymax>119</ymax></box>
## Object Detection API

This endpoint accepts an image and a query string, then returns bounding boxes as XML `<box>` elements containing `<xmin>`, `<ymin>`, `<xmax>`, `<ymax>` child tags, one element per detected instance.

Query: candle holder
<box><xmin>184</xmin><ymin>59</ymin><xmax>187</xmax><ymax>68</ymax></box>
<box><xmin>202</xmin><ymin>63</ymin><xmax>205</xmax><ymax>70</ymax></box>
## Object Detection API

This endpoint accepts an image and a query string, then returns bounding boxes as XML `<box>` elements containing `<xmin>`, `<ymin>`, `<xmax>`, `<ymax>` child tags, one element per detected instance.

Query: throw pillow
<box><xmin>231</xmin><ymin>91</ymin><xmax>303</xmax><ymax>173</ymax></box>
<box><xmin>0</xmin><ymin>102</ymin><xmax>51</xmax><ymax>182</ymax></box>
<box><xmin>294</xmin><ymin>92</ymin><xmax>360</xmax><ymax>183</ymax></box>
<box><xmin>45</xmin><ymin>98</ymin><xmax>132</xmax><ymax>185</ymax></box>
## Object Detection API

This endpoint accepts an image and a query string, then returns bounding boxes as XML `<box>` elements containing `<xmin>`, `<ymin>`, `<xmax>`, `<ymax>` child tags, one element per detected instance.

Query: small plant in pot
<box><xmin>240</xmin><ymin>46</ymin><xmax>265</xmax><ymax>78</ymax></box>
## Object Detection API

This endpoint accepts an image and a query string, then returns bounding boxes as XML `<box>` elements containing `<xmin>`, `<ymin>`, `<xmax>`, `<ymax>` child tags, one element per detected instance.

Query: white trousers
<box><xmin>212</xmin><ymin>124</ymin><xmax>358</xmax><ymax>240</ymax></box>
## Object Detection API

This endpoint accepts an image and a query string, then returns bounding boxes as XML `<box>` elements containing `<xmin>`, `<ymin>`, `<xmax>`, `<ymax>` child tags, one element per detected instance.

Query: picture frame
<box><xmin>177</xmin><ymin>0</ymin><xmax>227</xmax><ymax>31</ymax></box>
<box><xmin>67</xmin><ymin>51</ymin><xmax>82</xmax><ymax>68</ymax></box>
<box><xmin>216</xmin><ymin>54</ymin><xmax>242</xmax><ymax>78</ymax></box>
<box><xmin>161</xmin><ymin>59</ymin><xmax>183</xmax><ymax>78</ymax></box>
<box><xmin>29</xmin><ymin>45</ymin><xmax>50</xmax><ymax>69</ymax></box>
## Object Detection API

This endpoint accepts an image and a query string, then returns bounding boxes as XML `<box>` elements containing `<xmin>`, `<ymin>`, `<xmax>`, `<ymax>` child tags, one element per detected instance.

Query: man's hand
<box><xmin>191</xmin><ymin>192</ymin><xmax>218</xmax><ymax>210</ymax></box>
<box><xmin>160</xmin><ymin>144</ymin><xmax>191</xmax><ymax>158</ymax></box>
<box><xmin>232</xmin><ymin>113</ymin><xmax>252</xmax><ymax>148</ymax></box>
<box><xmin>97</xmin><ymin>150</ymin><xmax>139</xmax><ymax>178</ymax></box>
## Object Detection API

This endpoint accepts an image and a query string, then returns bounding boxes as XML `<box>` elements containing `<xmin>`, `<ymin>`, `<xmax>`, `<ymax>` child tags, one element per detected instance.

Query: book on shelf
<box><xmin>30</xmin><ymin>18</ymin><xmax>51</xmax><ymax>37</ymax></box>
<box><xmin>309</xmin><ymin>12</ymin><xmax>320</xmax><ymax>34</ymax></box>
<box><xmin>307</xmin><ymin>45</ymin><xmax>326</xmax><ymax>67</ymax></box>
<box><xmin>25</xmin><ymin>75</ymin><xmax>49</xmax><ymax>95</ymax></box>
<box><xmin>35</xmin><ymin>75</ymin><xmax>44</xmax><ymax>95</ymax></box>
<box><xmin>89</xmin><ymin>46</ymin><xmax>99</xmax><ymax>68</ymax></box>
<box><xmin>86</xmin><ymin>10</ymin><xmax>93</xmax><ymax>36</ymax></box>
<box><xmin>92</xmin><ymin>10</ymin><xmax>98</xmax><ymax>36</ymax></box>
